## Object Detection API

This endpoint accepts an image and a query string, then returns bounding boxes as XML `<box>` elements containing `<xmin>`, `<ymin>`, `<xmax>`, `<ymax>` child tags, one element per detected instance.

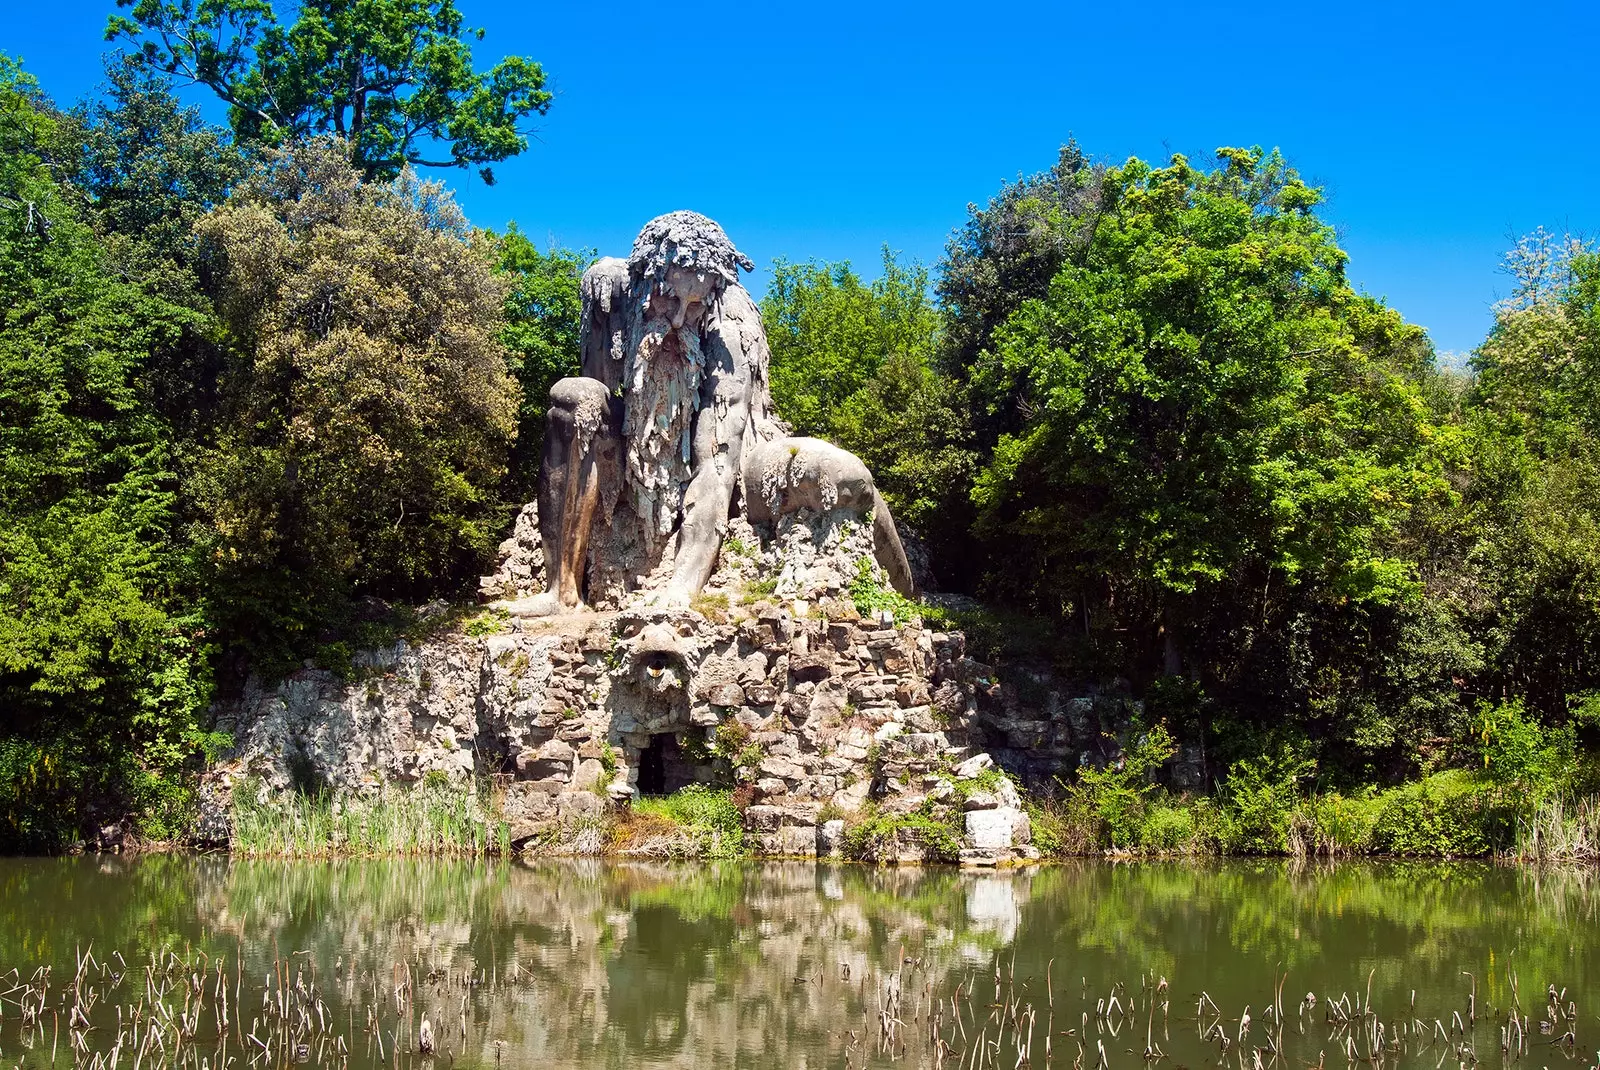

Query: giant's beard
<box><xmin>621</xmin><ymin>317</ymin><xmax>703</xmax><ymax>554</ymax></box>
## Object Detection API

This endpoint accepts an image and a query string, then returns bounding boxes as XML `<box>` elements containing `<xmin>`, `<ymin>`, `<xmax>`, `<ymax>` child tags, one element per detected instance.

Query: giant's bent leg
<box><xmin>505</xmin><ymin>377</ymin><xmax>616</xmax><ymax>616</ymax></box>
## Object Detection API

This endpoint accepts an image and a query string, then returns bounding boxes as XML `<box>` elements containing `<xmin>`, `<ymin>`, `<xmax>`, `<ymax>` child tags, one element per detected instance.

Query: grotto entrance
<box><xmin>635</xmin><ymin>733</ymin><xmax>697</xmax><ymax>796</ymax></box>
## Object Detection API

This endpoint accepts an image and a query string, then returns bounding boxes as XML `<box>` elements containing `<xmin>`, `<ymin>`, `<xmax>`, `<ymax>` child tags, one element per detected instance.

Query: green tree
<box><xmin>493</xmin><ymin>226</ymin><xmax>586</xmax><ymax>501</ymax></box>
<box><xmin>760</xmin><ymin>249</ymin><xmax>974</xmax><ymax>553</ymax></box>
<box><xmin>763</xmin><ymin>248</ymin><xmax>942</xmax><ymax>436</ymax></box>
<box><xmin>193</xmin><ymin>138</ymin><xmax>518</xmax><ymax>665</ymax></box>
<box><xmin>972</xmin><ymin>148</ymin><xmax>1458</xmax><ymax>771</ymax></box>
<box><xmin>938</xmin><ymin>140</ymin><xmax>1105</xmax><ymax>429</ymax></box>
<box><xmin>106</xmin><ymin>0</ymin><xmax>551</xmax><ymax>183</ymax></box>
<box><xmin>1464</xmin><ymin>232</ymin><xmax>1600</xmax><ymax>720</ymax></box>
<box><xmin>58</xmin><ymin>57</ymin><xmax>246</xmax><ymax>439</ymax></box>
<box><xmin>0</xmin><ymin>55</ymin><xmax>214</xmax><ymax>850</ymax></box>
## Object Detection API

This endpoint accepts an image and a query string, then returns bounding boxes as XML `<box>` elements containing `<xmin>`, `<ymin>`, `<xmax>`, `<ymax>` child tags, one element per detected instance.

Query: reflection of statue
<box><xmin>511</xmin><ymin>212</ymin><xmax>914</xmax><ymax>615</ymax></box>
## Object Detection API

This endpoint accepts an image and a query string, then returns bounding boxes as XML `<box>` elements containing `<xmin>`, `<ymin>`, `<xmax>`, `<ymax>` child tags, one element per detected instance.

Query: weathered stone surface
<box><xmin>517</xmin><ymin>740</ymin><xmax>574</xmax><ymax>780</ymax></box>
<box><xmin>789</xmin><ymin>652</ymin><xmax>836</xmax><ymax>683</ymax></box>
<box><xmin>745</xmin><ymin>805</ymin><xmax>784</xmax><ymax>832</ymax></box>
<box><xmin>704</xmin><ymin>682</ymin><xmax>745</xmax><ymax>707</ymax></box>
<box><xmin>953</xmin><ymin>753</ymin><xmax>994</xmax><ymax>779</ymax></box>
<box><xmin>744</xmin><ymin>682</ymin><xmax>779</xmax><ymax>706</ymax></box>
<box><xmin>205</xmin><ymin>449</ymin><xmax>1120</xmax><ymax>862</ymax></box>
<box><xmin>965</xmin><ymin>808</ymin><xmax>1018</xmax><ymax>851</ymax></box>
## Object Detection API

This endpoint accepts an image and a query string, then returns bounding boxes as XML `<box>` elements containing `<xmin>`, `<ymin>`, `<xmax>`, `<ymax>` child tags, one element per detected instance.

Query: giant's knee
<box><xmin>549</xmin><ymin>376</ymin><xmax>612</xmax><ymax>413</ymax></box>
<box><xmin>746</xmin><ymin>437</ymin><xmax>876</xmax><ymax>516</ymax></box>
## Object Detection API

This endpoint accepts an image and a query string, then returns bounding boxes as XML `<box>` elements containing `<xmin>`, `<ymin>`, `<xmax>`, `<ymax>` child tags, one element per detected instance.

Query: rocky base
<box><xmin>205</xmin><ymin>508</ymin><xmax>1141</xmax><ymax>864</ymax></box>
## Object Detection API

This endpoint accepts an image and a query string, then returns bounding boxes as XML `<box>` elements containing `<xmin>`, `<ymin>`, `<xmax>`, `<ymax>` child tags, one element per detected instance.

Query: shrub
<box><xmin>1137</xmin><ymin>802</ymin><xmax>1197</xmax><ymax>853</ymax></box>
<box><xmin>624</xmin><ymin>785</ymin><xmax>746</xmax><ymax>859</ymax></box>
<box><xmin>841</xmin><ymin>806</ymin><xmax>963</xmax><ymax>863</ymax></box>
<box><xmin>1063</xmin><ymin>723</ymin><xmax>1178</xmax><ymax>848</ymax></box>
<box><xmin>1295</xmin><ymin>790</ymin><xmax>1383</xmax><ymax>856</ymax></box>
<box><xmin>1474</xmin><ymin>699</ymin><xmax>1575</xmax><ymax>801</ymax></box>
<box><xmin>1369</xmin><ymin>770</ymin><xmax>1503</xmax><ymax>856</ymax></box>
<box><xmin>1221</xmin><ymin>748</ymin><xmax>1313</xmax><ymax>854</ymax></box>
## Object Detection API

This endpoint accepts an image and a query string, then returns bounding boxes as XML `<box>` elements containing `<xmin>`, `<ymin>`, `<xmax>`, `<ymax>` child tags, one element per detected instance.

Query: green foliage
<box><xmin>193</xmin><ymin>138</ymin><xmax>517</xmax><ymax>672</ymax></box>
<box><xmin>231</xmin><ymin>776</ymin><xmax>498</xmax><ymax>857</ymax></box>
<box><xmin>848</xmin><ymin>558</ymin><xmax>921</xmax><ymax>624</ymax></box>
<box><xmin>493</xmin><ymin>228</ymin><xmax>585</xmax><ymax>500</ymax></box>
<box><xmin>1472</xmin><ymin>699</ymin><xmax>1575</xmax><ymax>799</ymax></box>
<box><xmin>1222</xmin><ymin>747</ymin><xmax>1314</xmax><ymax>854</ymax></box>
<box><xmin>1367</xmin><ymin>770</ymin><xmax>1502</xmax><ymax>857</ymax></box>
<box><xmin>1063</xmin><ymin>723</ymin><xmax>1178</xmax><ymax>847</ymax></box>
<box><xmin>628</xmin><ymin>785</ymin><xmax>746</xmax><ymax>860</ymax></box>
<box><xmin>765</xmin><ymin>248</ymin><xmax>939</xmax><ymax>434</ymax></box>
<box><xmin>107</xmin><ymin>0</ymin><xmax>552</xmax><ymax>183</ymax></box>
<box><xmin>762</xmin><ymin>249</ymin><xmax>973</xmax><ymax>536</ymax></box>
<box><xmin>840</xmin><ymin>806</ymin><xmax>962</xmax><ymax>863</ymax></box>
<box><xmin>463</xmin><ymin>606</ymin><xmax>509</xmax><ymax>637</ymax></box>
<box><xmin>0</xmin><ymin>55</ymin><xmax>215</xmax><ymax>851</ymax></box>
<box><xmin>713</xmin><ymin>722</ymin><xmax>761</xmax><ymax>780</ymax></box>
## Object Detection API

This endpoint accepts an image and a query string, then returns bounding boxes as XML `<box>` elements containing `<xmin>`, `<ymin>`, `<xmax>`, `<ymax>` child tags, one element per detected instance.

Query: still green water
<box><xmin>0</xmin><ymin>857</ymin><xmax>1593</xmax><ymax>1069</ymax></box>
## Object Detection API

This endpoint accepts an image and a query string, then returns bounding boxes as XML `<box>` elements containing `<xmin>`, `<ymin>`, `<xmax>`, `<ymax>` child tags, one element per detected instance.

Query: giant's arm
<box><xmin>665</xmin><ymin>387</ymin><xmax>747</xmax><ymax>600</ymax></box>
<box><xmin>661</xmin><ymin>295</ymin><xmax>761</xmax><ymax>601</ymax></box>
<box><xmin>741</xmin><ymin>436</ymin><xmax>917</xmax><ymax>599</ymax></box>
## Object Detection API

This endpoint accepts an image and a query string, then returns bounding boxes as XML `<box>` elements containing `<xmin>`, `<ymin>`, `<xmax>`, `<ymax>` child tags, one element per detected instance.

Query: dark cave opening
<box><xmin>635</xmin><ymin>733</ymin><xmax>698</xmax><ymax>796</ymax></box>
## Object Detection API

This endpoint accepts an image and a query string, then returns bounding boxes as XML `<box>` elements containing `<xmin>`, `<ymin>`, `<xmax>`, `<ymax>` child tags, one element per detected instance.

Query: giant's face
<box><xmin>658</xmin><ymin>264</ymin><xmax>718</xmax><ymax>330</ymax></box>
<box><xmin>616</xmin><ymin>617</ymin><xmax>700</xmax><ymax>695</ymax></box>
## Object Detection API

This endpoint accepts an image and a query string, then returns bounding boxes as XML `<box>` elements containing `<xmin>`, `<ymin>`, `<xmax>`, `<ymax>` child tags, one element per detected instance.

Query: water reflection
<box><xmin>0</xmin><ymin>857</ymin><xmax>1593</xmax><ymax>1069</ymax></box>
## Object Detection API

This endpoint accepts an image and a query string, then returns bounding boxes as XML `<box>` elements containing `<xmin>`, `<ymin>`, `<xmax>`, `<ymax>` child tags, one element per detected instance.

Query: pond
<box><xmin>0</xmin><ymin>856</ymin><xmax>1593</xmax><ymax>1069</ymax></box>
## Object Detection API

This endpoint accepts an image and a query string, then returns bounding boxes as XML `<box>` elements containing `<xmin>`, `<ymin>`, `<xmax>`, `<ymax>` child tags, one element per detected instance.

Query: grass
<box><xmin>840</xmin><ymin>804</ymin><xmax>963</xmax><ymax>863</ymax></box>
<box><xmin>231</xmin><ymin>775</ymin><xmax>504</xmax><ymax>858</ymax></box>
<box><xmin>611</xmin><ymin>785</ymin><xmax>746</xmax><ymax>859</ymax></box>
<box><xmin>1514</xmin><ymin>794</ymin><xmax>1600</xmax><ymax>861</ymax></box>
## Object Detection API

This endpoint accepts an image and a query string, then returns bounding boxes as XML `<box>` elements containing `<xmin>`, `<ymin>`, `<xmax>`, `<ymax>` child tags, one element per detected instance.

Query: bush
<box><xmin>623</xmin><ymin>785</ymin><xmax>746</xmax><ymax>860</ymax></box>
<box><xmin>841</xmin><ymin>806</ymin><xmax>963</xmax><ymax>863</ymax></box>
<box><xmin>1294</xmin><ymin>790</ymin><xmax>1383</xmax><ymax>856</ymax></box>
<box><xmin>1137</xmin><ymin>802</ymin><xmax>1197</xmax><ymax>853</ymax></box>
<box><xmin>1222</xmin><ymin>748</ymin><xmax>1313</xmax><ymax>854</ymax></box>
<box><xmin>1474</xmin><ymin>699</ymin><xmax>1575</xmax><ymax>800</ymax></box>
<box><xmin>1369</xmin><ymin>770</ymin><xmax>1504</xmax><ymax>857</ymax></box>
<box><xmin>1062</xmin><ymin>723</ymin><xmax>1178</xmax><ymax>848</ymax></box>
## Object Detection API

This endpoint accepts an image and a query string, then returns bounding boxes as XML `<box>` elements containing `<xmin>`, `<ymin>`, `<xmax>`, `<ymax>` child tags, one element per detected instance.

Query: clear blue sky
<box><xmin>9</xmin><ymin>0</ymin><xmax>1599</xmax><ymax>357</ymax></box>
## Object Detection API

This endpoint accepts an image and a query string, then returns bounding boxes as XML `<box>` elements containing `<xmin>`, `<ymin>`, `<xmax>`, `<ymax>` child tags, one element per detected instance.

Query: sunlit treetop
<box><xmin>106</xmin><ymin>0</ymin><xmax>552</xmax><ymax>184</ymax></box>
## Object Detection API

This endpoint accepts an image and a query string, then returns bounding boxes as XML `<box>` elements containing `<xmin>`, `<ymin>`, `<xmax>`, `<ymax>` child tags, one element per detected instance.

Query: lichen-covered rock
<box><xmin>206</xmin><ymin>492</ymin><xmax>1117</xmax><ymax>864</ymax></box>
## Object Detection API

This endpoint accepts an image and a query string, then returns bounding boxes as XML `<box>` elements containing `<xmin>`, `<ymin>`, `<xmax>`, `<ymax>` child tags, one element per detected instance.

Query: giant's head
<box><xmin>628</xmin><ymin>211</ymin><xmax>754</xmax><ymax>329</ymax></box>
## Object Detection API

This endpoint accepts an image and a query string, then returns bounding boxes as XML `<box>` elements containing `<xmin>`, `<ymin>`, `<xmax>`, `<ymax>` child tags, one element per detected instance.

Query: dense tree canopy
<box><xmin>0</xmin><ymin>57</ymin><xmax>214</xmax><ymax>850</ymax></box>
<box><xmin>193</xmin><ymin>139</ymin><xmax>517</xmax><ymax>658</ymax></box>
<box><xmin>761</xmin><ymin>251</ymin><xmax>973</xmax><ymax>537</ymax></box>
<box><xmin>107</xmin><ymin>0</ymin><xmax>551</xmax><ymax>182</ymax></box>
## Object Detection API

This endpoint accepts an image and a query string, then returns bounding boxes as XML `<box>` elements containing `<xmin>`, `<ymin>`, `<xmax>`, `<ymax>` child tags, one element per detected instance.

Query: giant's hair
<box><xmin>627</xmin><ymin>210</ymin><xmax>754</xmax><ymax>288</ymax></box>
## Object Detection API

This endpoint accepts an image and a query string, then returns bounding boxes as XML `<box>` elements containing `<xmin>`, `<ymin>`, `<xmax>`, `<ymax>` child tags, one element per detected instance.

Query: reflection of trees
<box><xmin>1</xmin><ymin>857</ymin><xmax>1596</xmax><ymax>1069</ymax></box>
<box><xmin>1009</xmin><ymin>861</ymin><xmax>1598</xmax><ymax>1017</ymax></box>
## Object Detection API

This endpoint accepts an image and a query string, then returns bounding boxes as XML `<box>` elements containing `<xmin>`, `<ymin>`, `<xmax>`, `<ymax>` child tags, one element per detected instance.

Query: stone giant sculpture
<box><xmin>510</xmin><ymin>211</ymin><xmax>915</xmax><ymax>616</ymax></box>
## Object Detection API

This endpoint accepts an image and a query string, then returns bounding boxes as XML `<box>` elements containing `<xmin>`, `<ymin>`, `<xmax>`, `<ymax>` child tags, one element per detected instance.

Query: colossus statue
<box><xmin>509</xmin><ymin>211</ymin><xmax>915</xmax><ymax>616</ymax></box>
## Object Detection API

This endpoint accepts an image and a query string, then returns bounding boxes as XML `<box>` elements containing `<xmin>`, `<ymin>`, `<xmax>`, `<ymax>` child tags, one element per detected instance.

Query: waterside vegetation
<box><xmin>3</xmin><ymin>10</ymin><xmax>1600</xmax><ymax>859</ymax></box>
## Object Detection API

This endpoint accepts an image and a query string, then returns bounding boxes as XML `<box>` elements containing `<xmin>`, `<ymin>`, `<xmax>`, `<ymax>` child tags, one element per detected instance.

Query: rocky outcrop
<box><xmin>206</xmin><ymin>506</ymin><xmax>1139</xmax><ymax>863</ymax></box>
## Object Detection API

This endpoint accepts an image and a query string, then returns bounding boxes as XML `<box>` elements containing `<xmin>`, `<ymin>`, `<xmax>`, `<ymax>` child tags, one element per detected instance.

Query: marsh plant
<box><xmin>231</xmin><ymin>773</ymin><xmax>504</xmax><ymax>858</ymax></box>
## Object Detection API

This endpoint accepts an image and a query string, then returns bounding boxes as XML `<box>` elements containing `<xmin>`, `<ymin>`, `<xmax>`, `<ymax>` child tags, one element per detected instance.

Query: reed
<box><xmin>1514</xmin><ymin>794</ymin><xmax>1600</xmax><ymax>862</ymax></box>
<box><xmin>230</xmin><ymin>777</ymin><xmax>503</xmax><ymax>858</ymax></box>
<box><xmin>0</xmin><ymin>932</ymin><xmax>1587</xmax><ymax>1070</ymax></box>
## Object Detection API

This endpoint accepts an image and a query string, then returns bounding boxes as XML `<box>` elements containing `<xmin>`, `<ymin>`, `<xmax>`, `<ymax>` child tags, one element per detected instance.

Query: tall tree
<box><xmin>106</xmin><ymin>0</ymin><xmax>551</xmax><ymax>182</ymax></box>
<box><xmin>760</xmin><ymin>250</ymin><xmax>973</xmax><ymax>546</ymax></box>
<box><xmin>972</xmin><ymin>147</ymin><xmax>1461</xmax><ymax>772</ymax></box>
<box><xmin>0</xmin><ymin>55</ymin><xmax>214</xmax><ymax>850</ymax></box>
<box><xmin>494</xmin><ymin>226</ymin><xmax>585</xmax><ymax>502</ymax></box>
<box><xmin>193</xmin><ymin>138</ymin><xmax>517</xmax><ymax>664</ymax></box>
<box><xmin>58</xmin><ymin>57</ymin><xmax>246</xmax><ymax>439</ymax></box>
